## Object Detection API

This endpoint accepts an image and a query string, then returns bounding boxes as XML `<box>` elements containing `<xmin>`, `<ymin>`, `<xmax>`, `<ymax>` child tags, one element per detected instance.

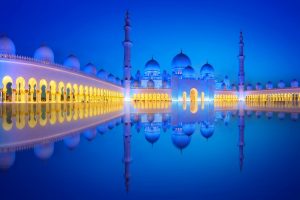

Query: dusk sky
<box><xmin>1</xmin><ymin>0</ymin><xmax>299</xmax><ymax>85</ymax></box>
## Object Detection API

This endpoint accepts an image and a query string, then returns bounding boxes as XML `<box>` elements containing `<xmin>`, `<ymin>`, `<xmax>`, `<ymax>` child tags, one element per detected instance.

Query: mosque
<box><xmin>0</xmin><ymin>11</ymin><xmax>299</xmax><ymax>103</ymax></box>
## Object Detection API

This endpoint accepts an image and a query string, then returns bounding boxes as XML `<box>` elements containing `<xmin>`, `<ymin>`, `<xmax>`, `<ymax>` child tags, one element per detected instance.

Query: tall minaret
<box><xmin>238</xmin><ymin>32</ymin><xmax>245</xmax><ymax>100</ymax></box>
<box><xmin>238</xmin><ymin>103</ymin><xmax>245</xmax><ymax>171</ymax></box>
<box><xmin>123</xmin><ymin>11</ymin><xmax>132</xmax><ymax>101</ymax></box>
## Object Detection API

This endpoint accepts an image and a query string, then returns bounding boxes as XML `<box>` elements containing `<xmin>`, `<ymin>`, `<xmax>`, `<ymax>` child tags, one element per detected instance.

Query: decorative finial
<box><xmin>180</xmin><ymin>49</ymin><xmax>183</xmax><ymax>54</ymax></box>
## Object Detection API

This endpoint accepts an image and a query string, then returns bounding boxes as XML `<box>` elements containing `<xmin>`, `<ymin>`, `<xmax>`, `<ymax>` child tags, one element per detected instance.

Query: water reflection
<box><xmin>0</xmin><ymin>102</ymin><xmax>300</xmax><ymax>192</ymax></box>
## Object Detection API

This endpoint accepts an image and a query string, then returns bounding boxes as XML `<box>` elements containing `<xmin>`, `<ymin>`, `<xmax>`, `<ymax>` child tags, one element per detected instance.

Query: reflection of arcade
<box><xmin>0</xmin><ymin>103</ymin><xmax>124</xmax><ymax>170</ymax></box>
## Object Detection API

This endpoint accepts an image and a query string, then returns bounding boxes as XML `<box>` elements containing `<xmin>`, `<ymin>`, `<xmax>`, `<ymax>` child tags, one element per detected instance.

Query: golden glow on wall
<box><xmin>245</xmin><ymin>93</ymin><xmax>300</xmax><ymax>103</ymax></box>
<box><xmin>132</xmin><ymin>101</ymin><xmax>171</xmax><ymax>110</ymax></box>
<box><xmin>0</xmin><ymin>76</ymin><xmax>124</xmax><ymax>103</ymax></box>
<box><xmin>132</xmin><ymin>93</ymin><xmax>171</xmax><ymax>102</ymax></box>
<box><xmin>190</xmin><ymin>88</ymin><xmax>198</xmax><ymax>102</ymax></box>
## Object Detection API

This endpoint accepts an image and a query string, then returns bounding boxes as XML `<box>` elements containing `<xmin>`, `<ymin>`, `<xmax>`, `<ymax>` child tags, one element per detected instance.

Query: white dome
<box><xmin>172</xmin><ymin>51</ymin><xmax>192</xmax><ymax>75</ymax></box>
<box><xmin>97</xmin><ymin>69</ymin><xmax>108</xmax><ymax>80</ymax></box>
<box><xmin>291</xmin><ymin>79</ymin><xmax>299</xmax><ymax>88</ymax></box>
<box><xmin>34</xmin><ymin>45</ymin><xmax>54</xmax><ymax>63</ymax></box>
<box><xmin>63</xmin><ymin>54</ymin><xmax>80</xmax><ymax>70</ymax></box>
<box><xmin>182</xmin><ymin>66</ymin><xmax>196</xmax><ymax>79</ymax></box>
<box><xmin>0</xmin><ymin>36</ymin><xmax>16</xmax><ymax>55</ymax></box>
<box><xmin>83</xmin><ymin>63</ymin><xmax>97</xmax><ymax>75</ymax></box>
<box><xmin>277</xmin><ymin>80</ymin><xmax>285</xmax><ymax>88</ymax></box>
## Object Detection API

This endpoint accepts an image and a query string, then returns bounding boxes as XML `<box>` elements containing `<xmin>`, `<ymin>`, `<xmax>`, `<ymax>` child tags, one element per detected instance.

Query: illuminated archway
<box><xmin>28</xmin><ymin>78</ymin><xmax>37</xmax><ymax>102</ymax></box>
<box><xmin>2</xmin><ymin>76</ymin><xmax>13</xmax><ymax>102</ymax></box>
<box><xmin>49</xmin><ymin>80</ymin><xmax>57</xmax><ymax>103</ymax></box>
<box><xmin>190</xmin><ymin>88</ymin><xmax>198</xmax><ymax>102</ymax></box>
<box><xmin>16</xmin><ymin>77</ymin><xmax>26</xmax><ymax>102</ymax></box>
<box><xmin>39</xmin><ymin>79</ymin><xmax>48</xmax><ymax>102</ymax></box>
<box><xmin>58</xmin><ymin>82</ymin><xmax>65</xmax><ymax>102</ymax></box>
<box><xmin>201</xmin><ymin>92</ymin><xmax>205</xmax><ymax>102</ymax></box>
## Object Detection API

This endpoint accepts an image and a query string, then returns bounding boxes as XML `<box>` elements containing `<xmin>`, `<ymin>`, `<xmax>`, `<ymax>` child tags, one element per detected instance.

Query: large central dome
<box><xmin>145</xmin><ymin>58</ymin><xmax>160</xmax><ymax>72</ymax></box>
<box><xmin>172</xmin><ymin>51</ymin><xmax>192</xmax><ymax>75</ymax></box>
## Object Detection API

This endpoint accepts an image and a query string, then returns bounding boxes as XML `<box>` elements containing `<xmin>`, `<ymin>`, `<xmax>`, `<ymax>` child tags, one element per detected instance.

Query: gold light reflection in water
<box><xmin>0</xmin><ymin>103</ymin><xmax>124</xmax><ymax>131</ymax></box>
<box><xmin>132</xmin><ymin>101</ymin><xmax>171</xmax><ymax>110</ymax></box>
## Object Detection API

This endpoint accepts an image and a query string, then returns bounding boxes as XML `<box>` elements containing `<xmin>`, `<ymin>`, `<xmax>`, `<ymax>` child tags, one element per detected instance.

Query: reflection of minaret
<box><xmin>123</xmin><ymin>103</ymin><xmax>131</xmax><ymax>192</ymax></box>
<box><xmin>238</xmin><ymin>32</ymin><xmax>245</xmax><ymax>100</ymax></box>
<box><xmin>238</xmin><ymin>104</ymin><xmax>245</xmax><ymax>171</ymax></box>
<box><xmin>123</xmin><ymin>11</ymin><xmax>132</xmax><ymax>101</ymax></box>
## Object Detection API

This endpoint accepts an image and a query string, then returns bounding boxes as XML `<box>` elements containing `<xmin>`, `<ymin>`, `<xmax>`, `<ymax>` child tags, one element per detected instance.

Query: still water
<box><xmin>1</xmin><ymin>102</ymin><xmax>300</xmax><ymax>200</ymax></box>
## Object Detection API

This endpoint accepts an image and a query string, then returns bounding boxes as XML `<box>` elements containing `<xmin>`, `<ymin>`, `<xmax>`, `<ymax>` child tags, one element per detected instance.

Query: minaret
<box><xmin>238</xmin><ymin>104</ymin><xmax>245</xmax><ymax>171</ymax></box>
<box><xmin>123</xmin><ymin>103</ymin><xmax>132</xmax><ymax>192</ymax></box>
<box><xmin>123</xmin><ymin>11</ymin><xmax>132</xmax><ymax>101</ymax></box>
<box><xmin>238</xmin><ymin>32</ymin><xmax>245</xmax><ymax>100</ymax></box>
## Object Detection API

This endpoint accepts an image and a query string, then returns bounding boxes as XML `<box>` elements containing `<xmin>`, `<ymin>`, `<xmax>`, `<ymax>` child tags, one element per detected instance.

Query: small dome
<box><xmin>64</xmin><ymin>134</ymin><xmax>80</xmax><ymax>149</ymax></box>
<box><xmin>162</xmin><ymin>80</ymin><xmax>170</xmax><ymax>88</ymax></box>
<box><xmin>97</xmin><ymin>69</ymin><xmax>108</xmax><ymax>80</ymax></box>
<box><xmin>147</xmin><ymin>79</ymin><xmax>155</xmax><ymax>88</ymax></box>
<box><xmin>63</xmin><ymin>54</ymin><xmax>80</xmax><ymax>70</ymax></box>
<box><xmin>145</xmin><ymin>58</ymin><xmax>160</xmax><ymax>72</ymax></box>
<box><xmin>291</xmin><ymin>79</ymin><xmax>299</xmax><ymax>88</ymax></box>
<box><xmin>0</xmin><ymin>152</ymin><xmax>15</xmax><ymax>170</ymax></box>
<box><xmin>200</xmin><ymin>63</ymin><xmax>214</xmax><ymax>80</ymax></box>
<box><xmin>231</xmin><ymin>84</ymin><xmax>237</xmax><ymax>90</ymax></box>
<box><xmin>256</xmin><ymin>82</ymin><xmax>262</xmax><ymax>90</ymax></box>
<box><xmin>200</xmin><ymin>121</ymin><xmax>214</xmax><ymax>139</ymax></box>
<box><xmin>0</xmin><ymin>35</ymin><xmax>16</xmax><ymax>55</ymax></box>
<box><xmin>171</xmin><ymin>133</ymin><xmax>191</xmax><ymax>150</ymax></box>
<box><xmin>83</xmin><ymin>63</ymin><xmax>97</xmax><ymax>75</ymax></box>
<box><xmin>277</xmin><ymin>80</ymin><xmax>285</xmax><ymax>88</ymax></box>
<box><xmin>108</xmin><ymin>73</ymin><xmax>115</xmax><ymax>83</ymax></box>
<box><xmin>182</xmin><ymin>123</ymin><xmax>196</xmax><ymax>136</ymax></box>
<box><xmin>34</xmin><ymin>45</ymin><xmax>54</xmax><ymax>63</ymax></box>
<box><xmin>172</xmin><ymin>51</ymin><xmax>192</xmax><ymax>75</ymax></box>
<box><xmin>133</xmin><ymin>80</ymin><xmax>139</xmax><ymax>88</ymax></box>
<box><xmin>182</xmin><ymin>66</ymin><xmax>196</xmax><ymax>79</ymax></box>
<box><xmin>34</xmin><ymin>143</ymin><xmax>54</xmax><ymax>160</ymax></box>
<box><xmin>246</xmin><ymin>83</ymin><xmax>253</xmax><ymax>90</ymax></box>
<box><xmin>83</xmin><ymin>129</ymin><xmax>97</xmax><ymax>141</ymax></box>
<box><xmin>266</xmin><ymin>81</ymin><xmax>273</xmax><ymax>89</ymax></box>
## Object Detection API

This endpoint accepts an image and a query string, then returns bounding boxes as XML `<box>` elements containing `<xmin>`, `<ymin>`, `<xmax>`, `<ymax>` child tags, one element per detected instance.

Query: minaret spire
<box><xmin>238</xmin><ymin>31</ymin><xmax>245</xmax><ymax>100</ymax></box>
<box><xmin>123</xmin><ymin>11</ymin><xmax>132</xmax><ymax>101</ymax></box>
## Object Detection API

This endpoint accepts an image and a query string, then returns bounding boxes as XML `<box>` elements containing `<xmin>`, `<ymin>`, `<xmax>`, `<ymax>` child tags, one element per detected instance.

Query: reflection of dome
<box><xmin>172</xmin><ymin>51</ymin><xmax>192</xmax><ymax>74</ymax></box>
<box><xmin>147</xmin><ymin>114</ymin><xmax>155</xmax><ymax>123</ymax></box>
<box><xmin>278</xmin><ymin>80</ymin><xmax>285</xmax><ymax>88</ymax></box>
<box><xmin>0</xmin><ymin>35</ymin><xmax>16</xmax><ymax>55</ymax></box>
<box><xmin>82</xmin><ymin>63</ymin><xmax>97</xmax><ymax>75</ymax></box>
<box><xmin>97</xmin><ymin>123</ymin><xmax>109</xmax><ymax>134</ymax></box>
<box><xmin>147</xmin><ymin>79</ymin><xmax>155</xmax><ymax>88</ymax></box>
<box><xmin>171</xmin><ymin>133</ymin><xmax>191</xmax><ymax>150</ymax></box>
<box><xmin>83</xmin><ymin>129</ymin><xmax>97</xmax><ymax>141</ymax></box>
<box><xmin>278</xmin><ymin>112</ymin><xmax>285</xmax><ymax>120</ymax></box>
<box><xmin>34</xmin><ymin>143</ymin><xmax>54</xmax><ymax>160</ymax></box>
<box><xmin>200</xmin><ymin>63</ymin><xmax>214</xmax><ymax>80</ymax></box>
<box><xmin>108</xmin><ymin>120</ymin><xmax>115</xmax><ymax>129</ymax></box>
<box><xmin>0</xmin><ymin>152</ymin><xmax>15</xmax><ymax>170</ymax></box>
<box><xmin>182</xmin><ymin>66</ymin><xmax>196</xmax><ymax>79</ymax></box>
<box><xmin>145</xmin><ymin>58</ymin><xmax>160</xmax><ymax>72</ymax></box>
<box><xmin>97</xmin><ymin>69</ymin><xmax>108</xmax><ymax>80</ymax></box>
<box><xmin>64</xmin><ymin>134</ymin><xmax>80</xmax><ymax>149</ymax></box>
<box><xmin>34</xmin><ymin>45</ymin><xmax>54</xmax><ymax>62</ymax></box>
<box><xmin>182</xmin><ymin>123</ymin><xmax>196</xmax><ymax>136</ymax></box>
<box><xmin>145</xmin><ymin>130</ymin><xmax>160</xmax><ymax>144</ymax></box>
<box><xmin>63</xmin><ymin>54</ymin><xmax>80</xmax><ymax>70</ymax></box>
<box><xmin>200</xmin><ymin>121</ymin><xmax>214</xmax><ymax>139</ymax></box>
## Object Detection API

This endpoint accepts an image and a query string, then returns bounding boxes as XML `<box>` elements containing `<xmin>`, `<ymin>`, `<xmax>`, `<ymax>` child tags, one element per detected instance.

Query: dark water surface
<box><xmin>1</xmin><ymin>102</ymin><xmax>300</xmax><ymax>200</ymax></box>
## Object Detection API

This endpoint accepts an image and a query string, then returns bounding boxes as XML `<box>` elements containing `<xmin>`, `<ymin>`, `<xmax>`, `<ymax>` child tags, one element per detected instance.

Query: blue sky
<box><xmin>1</xmin><ymin>0</ymin><xmax>299</xmax><ymax>84</ymax></box>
